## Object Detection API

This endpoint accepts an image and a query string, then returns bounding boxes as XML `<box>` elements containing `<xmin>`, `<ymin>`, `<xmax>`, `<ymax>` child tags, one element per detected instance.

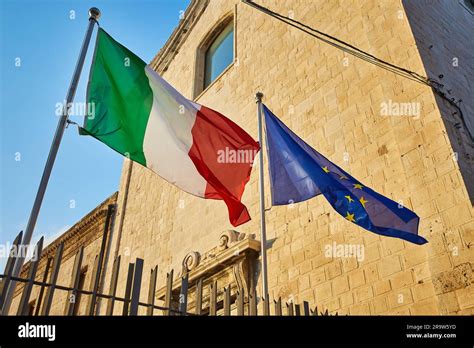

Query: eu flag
<box><xmin>263</xmin><ymin>105</ymin><xmax>427</xmax><ymax>245</ymax></box>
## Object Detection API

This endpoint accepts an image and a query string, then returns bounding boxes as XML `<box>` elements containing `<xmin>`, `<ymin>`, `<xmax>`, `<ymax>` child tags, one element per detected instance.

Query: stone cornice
<box><xmin>155</xmin><ymin>231</ymin><xmax>260</xmax><ymax>300</ymax></box>
<box><xmin>19</xmin><ymin>192</ymin><xmax>118</xmax><ymax>276</ymax></box>
<box><xmin>149</xmin><ymin>0</ymin><xmax>209</xmax><ymax>74</ymax></box>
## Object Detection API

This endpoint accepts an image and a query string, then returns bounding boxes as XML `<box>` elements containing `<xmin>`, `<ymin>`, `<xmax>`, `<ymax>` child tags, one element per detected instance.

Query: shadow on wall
<box><xmin>403</xmin><ymin>0</ymin><xmax>474</xmax><ymax>203</ymax></box>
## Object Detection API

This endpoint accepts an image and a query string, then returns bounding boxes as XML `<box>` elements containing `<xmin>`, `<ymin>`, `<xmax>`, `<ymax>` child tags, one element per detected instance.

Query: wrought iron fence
<box><xmin>0</xmin><ymin>230</ymin><xmax>335</xmax><ymax>316</ymax></box>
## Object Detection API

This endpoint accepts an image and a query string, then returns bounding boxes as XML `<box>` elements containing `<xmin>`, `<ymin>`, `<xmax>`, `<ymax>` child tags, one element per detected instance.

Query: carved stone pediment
<box><xmin>182</xmin><ymin>251</ymin><xmax>200</xmax><ymax>274</ymax></box>
<box><xmin>156</xmin><ymin>230</ymin><xmax>260</xmax><ymax>314</ymax></box>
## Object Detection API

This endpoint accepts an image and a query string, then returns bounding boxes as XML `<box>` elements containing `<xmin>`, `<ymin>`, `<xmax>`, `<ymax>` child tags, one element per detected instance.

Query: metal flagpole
<box><xmin>255</xmin><ymin>92</ymin><xmax>269</xmax><ymax>301</ymax></box>
<box><xmin>0</xmin><ymin>8</ymin><xmax>101</xmax><ymax>315</ymax></box>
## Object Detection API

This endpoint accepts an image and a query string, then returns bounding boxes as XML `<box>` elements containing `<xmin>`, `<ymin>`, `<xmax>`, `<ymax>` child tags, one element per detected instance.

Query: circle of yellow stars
<box><xmin>322</xmin><ymin>165</ymin><xmax>369</xmax><ymax>224</ymax></box>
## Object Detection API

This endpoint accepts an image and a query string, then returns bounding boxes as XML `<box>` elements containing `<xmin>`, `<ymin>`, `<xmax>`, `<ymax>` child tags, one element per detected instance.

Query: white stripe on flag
<box><xmin>142</xmin><ymin>65</ymin><xmax>207</xmax><ymax>197</ymax></box>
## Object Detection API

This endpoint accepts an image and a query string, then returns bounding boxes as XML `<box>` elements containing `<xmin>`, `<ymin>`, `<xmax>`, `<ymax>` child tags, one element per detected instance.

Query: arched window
<box><xmin>194</xmin><ymin>15</ymin><xmax>235</xmax><ymax>97</ymax></box>
<box><xmin>204</xmin><ymin>21</ymin><xmax>234</xmax><ymax>88</ymax></box>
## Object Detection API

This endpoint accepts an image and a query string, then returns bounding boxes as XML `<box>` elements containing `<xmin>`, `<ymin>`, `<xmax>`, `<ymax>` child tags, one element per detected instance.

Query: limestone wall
<box><xmin>103</xmin><ymin>0</ymin><xmax>473</xmax><ymax>315</ymax></box>
<box><xmin>403</xmin><ymin>0</ymin><xmax>474</xmax><ymax>315</ymax></box>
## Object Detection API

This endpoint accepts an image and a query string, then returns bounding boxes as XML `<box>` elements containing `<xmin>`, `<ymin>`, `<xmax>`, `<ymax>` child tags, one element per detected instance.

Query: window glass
<box><xmin>204</xmin><ymin>21</ymin><xmax>234</xmax><ymax>88</ymax></box>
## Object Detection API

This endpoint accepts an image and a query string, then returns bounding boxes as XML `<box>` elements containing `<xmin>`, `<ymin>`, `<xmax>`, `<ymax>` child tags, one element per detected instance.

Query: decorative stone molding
<box><xmin>218</xmin><ymin>230</ymin><xmax>246</xmax><ymax>250</ymax></box>
<box><xmin>182</xmin><ymin>251</ymin><xmax>201</xmax><ymax>274</ymax></box>
<box><xmin>233</xmin><ymin>257</ymin><xmax>251</xmax><ymax>299</ymax></box>
<box><xmin>157</xmin><ymin>230</ymin><xmax>260</xmax><ymax>312</ymax></box>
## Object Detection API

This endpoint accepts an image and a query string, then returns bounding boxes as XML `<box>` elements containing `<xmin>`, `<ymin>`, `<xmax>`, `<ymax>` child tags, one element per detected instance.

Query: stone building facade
<box><xmin>8</xmin><ymin>0</ymin><xmax>473</xmax><ymax>315</ymax></box>
<box><xmin>8</xmin><ymin>193</ymin><xmax>117</xmax><ymax>315</ymax></box>
<box><xmin>99</xmin><ymin>0</ymin><xmax>473</xmax><ymax>315</ymax></box>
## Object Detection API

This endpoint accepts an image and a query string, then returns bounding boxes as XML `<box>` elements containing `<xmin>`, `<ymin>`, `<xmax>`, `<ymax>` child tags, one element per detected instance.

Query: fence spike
<box><xmin>294</xmin><ymin>303</ymin><xmax>301</xmax><ymax>316</ymax></box>
<box><xmin>223</xmin><ymin>286</ymin><xmax>231</xmax><ymax>316</ymax></box>
<box><xmin>286</xmin><ymin>301</ymin><xmax>294</xmax><ymax>316</ymax></box>
<box><xmin>209</xmin><ymin>280</ymin><xmax>217</xmax><ymax>316</ymax></box>
<box><xmin>17</xmin><ymin>237</ymin><xmax>44</xmax><ymax>315</ymax></box>
<box><xmin>0</xmin><ymin>231</ymin><xmax>23</xmax><ymax>312</ymax></box>
<box><xmin>274</xmin><ymin>297</ymin><xmax>282</xmax><ymax>316</ymax></box>
<box><xmin>41</xmin><ymin>242</ymin><xmax>64</xmax><ymax>315</ymax></box>
<box><xmin>195</xmin><ymin>278</ymin><xmax>203</xmax><ymax>315</ymax></box>
<box><xmin>86</xmin><ymin>255</ymin><xmax>100</xmax><ymax>315</ymax></box>
<box><xmin>146</xmin><ymin>265</ymin><xmax>158</xmax><ymax>316</ymax></box>
<box><xmin>106</xmin><ymin>256</ymin><xmax>121</xmax><ymax>315</ymax></box>
<box><xmin>63</xmin><ymin>246</ymin><xmax>84</xmax><ymax>316</ymax></box>
<box><xmin>129</xmin><ymin>258</ymin><xmax>144</xmax><ymax>315</ymax></box>
<box><xmin>89</xmin><ymin>204</ymin><xmax>115</xmax><ymax>315</ymax></box>
<box><xmin>249</xmin><ymin>288</ymin><xmax>257</xmax><ymax>315</ymax></box>
<box><xmin>122</xmin><ymin>262</ymin><xmax>135</xmax><ymax>316</ymax></box>
<box><xmin>178</xmin><ymin>273</ymin><xmax>188</xmax><ymax>315</ymax></box>
<box><xmin>263</xmin><ymin>294</ymin><xmax>270</xmax><ymax>316</ymax></box>
<box><xmin>237</xmin><ymin>288</ymin><xmax>244</xmax><ymax>315</ymax></box>
<box><xmin>303</xmin><ymin>301</ymin><xmax>310</xmax><ymax>316</ymax></box>
<box><xmin>163</xmin><ymin>269</ymin><xmax>174</xmax><ymax>316</ymax></box>
<box><xmin>34</xmin><ymin>257</ymin><xmax>52</xmax><ymax>316</ymax></box>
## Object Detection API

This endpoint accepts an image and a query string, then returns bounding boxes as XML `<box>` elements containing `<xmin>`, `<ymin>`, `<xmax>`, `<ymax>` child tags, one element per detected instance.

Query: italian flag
<box><xmin>81</xmin><ymin>28</ymin><xmax>259</xmax><ymax>227</ymax></box>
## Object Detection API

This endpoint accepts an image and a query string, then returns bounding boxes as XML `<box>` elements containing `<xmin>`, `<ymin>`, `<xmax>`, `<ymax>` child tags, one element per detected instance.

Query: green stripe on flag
<box><xmin>82</xmin><ymin>28</ymin><xmax>153</xmax><ymax>166</ymax></box>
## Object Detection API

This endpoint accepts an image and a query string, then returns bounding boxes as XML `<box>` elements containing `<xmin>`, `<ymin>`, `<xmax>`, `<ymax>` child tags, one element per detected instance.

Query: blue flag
<box><xmin>263</xmin><ymin>105</ymin><xmax>427</xmax><ymax>245</ymax></box>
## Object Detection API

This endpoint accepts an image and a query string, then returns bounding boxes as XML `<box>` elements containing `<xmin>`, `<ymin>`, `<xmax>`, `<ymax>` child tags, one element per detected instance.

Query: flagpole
<box><xmin>0</xmin><ymin>8</ymin><xmax>101</xmax><ymax>315</ymax></box>
<box><xmin>256</xmin><ymin>92</ymin><xmax>269</xmax><ymax>302</ymax></box>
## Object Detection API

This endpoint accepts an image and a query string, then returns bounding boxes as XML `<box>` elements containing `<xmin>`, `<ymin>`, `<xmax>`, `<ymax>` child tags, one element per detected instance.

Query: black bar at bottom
<box><xmin>0</xmin><ymin>315</ymin><xmax>472</xmax><ymax>346</ymax></box>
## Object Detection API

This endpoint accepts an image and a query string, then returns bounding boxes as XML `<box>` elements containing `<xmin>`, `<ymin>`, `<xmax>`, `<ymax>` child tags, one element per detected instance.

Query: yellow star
<box><xmin>353</xmin><ymin>183</ymin><xmax>363</xmax><ymax>190</ymax></box>
<box><xmin>345</xmin><ymin>195</ymin><xmax>354</xmax><ymax>203</ymax></box>
<box><xmin>359</xmin><ymin>196</ymin><xmax>368</xmax><ymax>208</ymax></box>
<box><xmin>322</xmin><ymin>166</ymin><xmax>330</xmax><ymax>173</ymax></box>
<box><xmin>339</xmin><ymin>175</ymin><xmax>348</xmax><ymax>180</ymax></box>
<box><xmin>345</xmin><ymin>212</ymin><xmax>356</xmax><ymax>222</ymax></box>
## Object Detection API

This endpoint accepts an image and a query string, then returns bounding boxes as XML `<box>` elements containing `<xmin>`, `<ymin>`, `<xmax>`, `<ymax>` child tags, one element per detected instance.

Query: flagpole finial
<box><xmin>89</xmin><ymin>7</ymin><xmax>101</xmax><ymax>21</ymax></box>
<box><xmin>255</xmin><ymin>92</ymin><xmax>264</xmax><ymax>103</ymax></box>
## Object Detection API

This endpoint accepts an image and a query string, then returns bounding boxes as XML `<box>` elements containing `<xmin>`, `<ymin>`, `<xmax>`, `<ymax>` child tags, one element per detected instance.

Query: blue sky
<box><xmin>0</xmin><ymin>0</ymin><xmax>190</xmax><ymax>269</ymax></box>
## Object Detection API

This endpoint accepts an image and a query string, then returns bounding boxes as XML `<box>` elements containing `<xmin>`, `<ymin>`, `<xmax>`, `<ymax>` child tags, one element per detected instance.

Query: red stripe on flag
<box><xmin>188</xmin><ymin>105</ymin><xmax>260</xmax><ymax>227</ymax></box>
